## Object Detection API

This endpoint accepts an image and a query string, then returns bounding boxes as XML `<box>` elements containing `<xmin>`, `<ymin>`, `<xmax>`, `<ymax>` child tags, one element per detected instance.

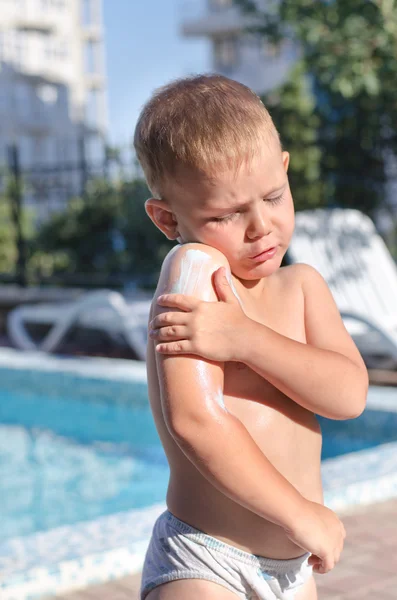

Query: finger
<box><xmin>320</xmin><ymin>555</ymin><xmax>335</xmax><ymax>574</ymax></box>
<box><xmin>149</xmin><ymin>325</ymin><xmax>188</xmax><ymax>341</ymax></box>
<box><xmin>157</xmin><ymin>294</ymin><xmax>199</xmax><ymax>311</ymax></box>
<box><xmin>312</xmin><ymin>561</ymin><xmax>327</xmax><ymax>575</ymax></box>
<box><xmin>312</xmin><ymin>563</ymin><xmax>326</xmax><ymax>575</ymax></box>
<box><xmin>155</xmin><ymin>341</ymin><xmax>192</xmax><ymax>354</ymax></box>
<box><xmin>213</xmin><ymin>267</ymin><xmax>238</xmax><ymax>304</ymax></box>
<box><xmin>308</xmin><ymin>555</ymin><xmax>321</xmax><ymax>567</ymax></box>
<box><xmin>150</xmin><ymin>312</ymin><xmax>187</xmax><ymax>330</ymax></box>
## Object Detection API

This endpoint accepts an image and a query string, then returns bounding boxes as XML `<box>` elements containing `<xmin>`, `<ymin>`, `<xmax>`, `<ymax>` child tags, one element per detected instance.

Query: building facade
<box><xmin>181</xmin><ymin>0</ymin><xmax>297</xmax><ymax>95</ymax></box>
<box><xmin>0</xmin><ymin>0</ymin><xmax>107</xmax><ymax>216</ymax></box>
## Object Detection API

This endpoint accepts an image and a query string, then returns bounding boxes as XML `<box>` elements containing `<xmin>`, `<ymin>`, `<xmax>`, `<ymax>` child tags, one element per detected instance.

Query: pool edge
<box><xmin>2</xmin><ymin>439</ymin><xmax>397</xmax><ymax>599</ymax></box>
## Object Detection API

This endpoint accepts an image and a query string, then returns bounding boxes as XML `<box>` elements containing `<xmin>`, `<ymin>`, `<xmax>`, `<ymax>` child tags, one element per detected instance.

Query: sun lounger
<box><xmin>7</xmin><ymin>289</ymin><xmax>151</xmax><ymax>360</ymax></box>
<box><xmin>287</xmin><ymin>208</ymin><xmax>397</xmax><ymax>363</ymax></box>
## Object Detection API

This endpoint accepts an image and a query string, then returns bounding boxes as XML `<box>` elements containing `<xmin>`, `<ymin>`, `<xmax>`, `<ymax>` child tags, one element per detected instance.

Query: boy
<box><xmin>133</xmin><ymin>74</ymin><xmax>368</xmax><ymax>600</ymax></box>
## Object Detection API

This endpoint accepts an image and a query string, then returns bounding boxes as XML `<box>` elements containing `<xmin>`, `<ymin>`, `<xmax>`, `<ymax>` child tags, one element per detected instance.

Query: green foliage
<box><xmin>0</xmin><ymin>195</ymin><xmax>18</xmax><ymax>273</ymax></box>
<box><xmin>235</xmin><ymin>0</ymin><xmax>397</xmax><ymax>217</ymax></box>
<box><xmin>32</xmin><ymin>178</ymin><xmax>175</xmax><ymax>284</ymax></box>
<box><xmin>263</xmin><ymin>63</ymin><xmax>326</xmax><ymax>210</ymax></box>
<box><xmin>0</xmin><ymin>175</ymin><xmax>36</xmax><ymax>276</ymax></box>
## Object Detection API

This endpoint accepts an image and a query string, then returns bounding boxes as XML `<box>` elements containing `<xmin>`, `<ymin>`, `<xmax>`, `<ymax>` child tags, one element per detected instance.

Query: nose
<box><xmin>246</xmin><ymin>205</ymin><xmax>272</xmax><ymax>240</ymax></box>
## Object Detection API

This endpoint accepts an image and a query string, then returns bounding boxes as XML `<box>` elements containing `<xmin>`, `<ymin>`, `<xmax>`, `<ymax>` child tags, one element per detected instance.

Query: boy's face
<box><xmin>147</xmin><ymin>142</ymin><xmax>294</xmax><ymax>285</ymax></box>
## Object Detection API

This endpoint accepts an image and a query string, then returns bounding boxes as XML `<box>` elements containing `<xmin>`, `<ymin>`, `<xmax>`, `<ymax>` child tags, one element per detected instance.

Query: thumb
<box><xmin>213</xmin><ymin>267</ymin><xmax>238</xmax><ymax>303</ymax></box>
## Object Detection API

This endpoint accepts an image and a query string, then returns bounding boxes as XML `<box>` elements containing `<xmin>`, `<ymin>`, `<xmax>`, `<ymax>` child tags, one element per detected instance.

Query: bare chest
<box><xmin>223</xmin><ymin>276</ymin><xmax>306</xmax><ymax>418</ymax></box>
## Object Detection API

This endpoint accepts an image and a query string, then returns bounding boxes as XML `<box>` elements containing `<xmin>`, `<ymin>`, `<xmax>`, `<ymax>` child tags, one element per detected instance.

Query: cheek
<box><xmin>277</xmin><ymin>202</ymin><xmax>295</xmax><ymax>238</ymax></box>
<box><xmin>201</xmin><ymin>228</ymin><xmax>236</xmax><ymax>251</ymax></box>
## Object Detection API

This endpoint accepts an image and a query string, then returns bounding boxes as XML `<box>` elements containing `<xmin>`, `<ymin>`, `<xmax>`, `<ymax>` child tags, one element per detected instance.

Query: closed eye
<box><xmin>210</xmin><ymin>192</ymin><xmax>284</xmax><ymax>224</ymax></box>
<box><xmin>266</xmin><ymin>193</ymin><xmax>284</xmax><ymax>205</ymax></box>
<box><xmin>210</xmin><ymin>212</ymin><xmax>239</xmax><ymax>224</ymax></box>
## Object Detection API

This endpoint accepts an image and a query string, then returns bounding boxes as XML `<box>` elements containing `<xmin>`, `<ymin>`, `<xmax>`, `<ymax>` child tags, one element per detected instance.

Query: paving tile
<box><xmin>379</xmin><ymin>586</ymin><xmax>397</xmax><ymax>599</ymax></box>
<box><xmin>116</xmin><ymin>573</ymin><xmax>142</xmax><ymax>591</ymax></box>
<box><xmin>78</xmin><ymin>583</ymin><xmax>133</xmax><ymax>600</ymax></box>
<box><xmin>313</xmin><ymin>567</ymin><xmax>390</xmax><ymax>595</ymax></box>
<box><xmin>346</xmin><ymin>551</ymin><xmax>397</xmax><ymax>575</ymax></box>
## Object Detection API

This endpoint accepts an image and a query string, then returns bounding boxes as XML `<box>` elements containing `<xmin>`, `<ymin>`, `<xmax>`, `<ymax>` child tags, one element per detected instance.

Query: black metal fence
<box><xmin>1</xmin><ymin>141</ymin><xmax>138</xmax><ymax>289</ymax></box>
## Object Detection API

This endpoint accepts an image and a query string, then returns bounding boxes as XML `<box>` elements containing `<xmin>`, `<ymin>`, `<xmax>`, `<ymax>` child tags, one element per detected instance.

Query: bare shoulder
<box><xmin>271</xmin><ymin>263</ymin><xmax>319</xmax><ymax>293</ymax></box>
<box><xmin>154</xmin><ymin>243</ymin><xmax>230</xmax><ymax>311</ymax></box>
<box><xmin>162</xmin><ymin>242</ymin><xmax>230</xmax><ymax>271</ymax></box>
<box><xmin>277</xmin><ymin>262</ymin><xmax>320</xmax><ymax>284</ymax></box>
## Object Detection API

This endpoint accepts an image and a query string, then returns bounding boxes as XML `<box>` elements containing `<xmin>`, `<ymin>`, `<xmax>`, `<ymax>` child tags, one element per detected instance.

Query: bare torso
<box><xmin>146</xmin><ymin>264</ymin><xmax>323</xmax><ymax>560</ymax></box>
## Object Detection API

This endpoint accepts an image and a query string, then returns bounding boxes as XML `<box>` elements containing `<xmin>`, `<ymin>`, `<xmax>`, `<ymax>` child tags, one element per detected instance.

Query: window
<box><xmin>84</xmin><ymin>40</ymin><xmax>97</xmax><ymax>73</ymax></box>
<box><xmin>41</xmin><ymin>0</ymin><xmax>66</xmax><ymax>9</ymax></box>
<box><xmin>13</xmin><ymin>30</ymin><xmax>26</xmax><ymax>67</ymax></box>
<box><xmin>214</xmin><ymin>37</ymin><xmax>239</xmax><ymax>70</ymax></box>
<box><xmin>86</xmin><ymin>134</ymin><xmax>104</xmax><ymax>163</ymax></box>
<box><xmin>0</xmin><ymin>89</ymin><xmax>8</xmax><ymax>113</ymax></box>
<box><xmin>85</xmin><ymin>88</ymin><xmax>100</xmax><ymax>127</ymax></box>
<box><xmin>56</xmin><ymin>137</ymin><xmax>70</xmax><ymax>162</ymax></box>
<box><xmin>33</xmin><ymin>137</ymin><xmax>51</xmax><ymax>164</ymax></box>
<box><xmin>19</xmin><ymin>135</ymin><xmax>33</xmax><ymax>166</ymax></box>
<box><xmin>15</xmin><ymin>82</ymin><xmax>31</xmax><ymax>119</ymax></box>
<box><xmin>44</xmin><ymin>36</ymin><xmax>68</xmax><ymax>61</ymax></box>
<box><xmin>82</xmin><ymin>0</ymin><xmax>95</xmax><ymax>26</ymax></box>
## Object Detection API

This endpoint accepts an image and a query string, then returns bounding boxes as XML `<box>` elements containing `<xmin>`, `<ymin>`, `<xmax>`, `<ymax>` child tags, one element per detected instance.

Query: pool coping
<box><xmin>0</xmin><ymin>348</ymin><xmax>147</xmax><ymax>382</ymax></box>
<box><xmin>0</xmin><ymin>349</ymin><xmax>397</xmax><ymax>599</ymax></box>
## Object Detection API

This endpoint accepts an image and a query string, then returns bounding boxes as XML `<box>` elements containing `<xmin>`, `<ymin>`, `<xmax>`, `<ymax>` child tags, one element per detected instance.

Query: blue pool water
<box><xmin>1</xmin><ymin>364</ymin><xmax>397</xmax><ymax>543</ymax></box>
<box><xmin>0</xmin><ymin>366</ymin><xmax>168</xmax><ymax>543</ymax></box>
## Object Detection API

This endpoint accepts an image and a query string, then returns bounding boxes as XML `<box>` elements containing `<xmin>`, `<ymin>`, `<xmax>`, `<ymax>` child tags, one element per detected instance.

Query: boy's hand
<box><xmin>285</xmin><ymin>500</ymin><xmax>346</xmax><ymax>575</ymax></box>
<box><xmin>149</xmin><ymin>267</ymin><xmax>247</xmax><ymax>362</ymax></box>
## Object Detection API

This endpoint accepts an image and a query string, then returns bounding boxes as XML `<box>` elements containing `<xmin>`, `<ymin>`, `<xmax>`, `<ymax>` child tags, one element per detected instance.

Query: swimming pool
<box><xmin>0</xmin><ymin>348</ymin><xmax>397</xmax><ymax>599</ymax></box>
<box><xmin>0</xmin><ymin>365</ymin><xmax>167</xmax><ymax>542</ymax></box>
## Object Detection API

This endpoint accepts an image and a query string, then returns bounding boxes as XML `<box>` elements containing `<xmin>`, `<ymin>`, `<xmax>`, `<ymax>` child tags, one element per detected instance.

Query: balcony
<box><xmin>13</xmin><ymin>0</ymin><xmax>63</xmax><ymax>33</ymax></box>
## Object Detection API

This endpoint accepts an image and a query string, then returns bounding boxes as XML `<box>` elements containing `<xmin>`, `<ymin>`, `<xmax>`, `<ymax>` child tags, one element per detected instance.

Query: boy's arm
<box><xmin>154</xmin><ymin>243</ymin><xmax>308</xmax><ymax>531</ymax></box>
<box><xmin>239</xmin><ymin>264</ymin><xmax>369</xmax><ymax>420</ymax></box>
<box><xmin>152</xmin><ymin>262</ymin><xmax>369</xmax><ymax>420</ymax></box>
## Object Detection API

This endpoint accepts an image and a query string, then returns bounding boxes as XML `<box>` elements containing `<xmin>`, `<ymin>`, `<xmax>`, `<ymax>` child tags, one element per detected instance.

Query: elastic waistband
<box><xmin>163</xmin><ymin>511</ymin><xmax>310</xmax><ymax>575</ymax></box>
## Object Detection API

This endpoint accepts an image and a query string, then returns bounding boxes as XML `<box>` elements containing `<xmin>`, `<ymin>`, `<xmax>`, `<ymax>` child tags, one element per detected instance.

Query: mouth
<box><xmin>248</xmin><ymin>246</ymin><xmax>278</xmax><ymax>263</ymax></box>
<box><xmin>249</xmin><ymin>246</ymin><xmax>276</xmax><ymax>259</ymax></box>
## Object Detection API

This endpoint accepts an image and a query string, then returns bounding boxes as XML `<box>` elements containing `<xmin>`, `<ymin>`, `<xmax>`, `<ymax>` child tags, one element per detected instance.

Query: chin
<box><xmin>236</xmin><ymin>257</ymin><xmax>283</xmax><ymax>280</ymax></box>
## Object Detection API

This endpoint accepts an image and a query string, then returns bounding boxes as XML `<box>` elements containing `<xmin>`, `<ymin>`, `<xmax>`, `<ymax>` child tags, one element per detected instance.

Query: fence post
<box><xmin>7</xmin><ymin>144</ymin><xmax>27</xmax><ymax>287</ymax></box>
<box><xmin>79</xmin><ymin>134</ymin><xmax>88</xmax><ymax>197</ymax></box>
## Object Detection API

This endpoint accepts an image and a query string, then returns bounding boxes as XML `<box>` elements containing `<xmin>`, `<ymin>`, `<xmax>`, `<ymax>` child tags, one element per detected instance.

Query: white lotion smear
<box><xmin>196</xmin><ymin>360</ymin><xmax>227</xmax><ymax>412</ymax></box>
<box><xmin>169</xmin><ymin>249</ymin><xmax>213</xmax><ymax>300</ymax></box>
<box><xmin>169</xmin><ymin>248</ymin><xmax>228</xmax><ymax>412</ymax></box>
<box><xmin>226</xmin><ymin>270</ymin><xmax>243</xmax><ymax>307</ymax></box>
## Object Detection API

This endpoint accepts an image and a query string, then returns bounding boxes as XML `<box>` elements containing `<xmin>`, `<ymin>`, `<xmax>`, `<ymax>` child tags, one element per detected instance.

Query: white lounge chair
<box><xmin>7</xmin><ymin>289</ymin><xmax>151</xmax><ymax>360</ymax></box>
<box><xmin>287</xmin><ymin>208</ymin><xmax>397</xmax><ymax>364</ymax></box>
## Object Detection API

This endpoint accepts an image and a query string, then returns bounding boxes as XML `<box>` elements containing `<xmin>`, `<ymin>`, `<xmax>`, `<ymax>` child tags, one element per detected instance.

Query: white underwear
<box><xmin>140</xmin><ymin>511</ymin><xmax>313</xmax><ymax>600</ymax></box>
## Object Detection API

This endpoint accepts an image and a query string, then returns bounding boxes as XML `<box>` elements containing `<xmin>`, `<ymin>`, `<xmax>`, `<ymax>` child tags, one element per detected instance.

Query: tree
<box><xmin>0</xmin><ymin>174</ymin><xmax>36</xmax><ymax>279</ymax></box>
<box><xmin>32</xmin><ymin>178</ymin><xmax>175</xmax><ymax>286</ymax></box>
<box><xmin>263</xmin><ymin>63</ymin><xmax>325</xmax><ymax>211</ymax></box>
<box><xmin>235</xmin><ymin>0</ymin><xmax>397</xmax><ymax>220</ymax></box>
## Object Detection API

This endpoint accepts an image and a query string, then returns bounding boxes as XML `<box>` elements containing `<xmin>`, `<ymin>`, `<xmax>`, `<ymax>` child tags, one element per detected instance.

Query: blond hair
<box><xmin>133</xmin><ymin>73</ymin><xmax>281</xmax><ymax>198</ymax></box>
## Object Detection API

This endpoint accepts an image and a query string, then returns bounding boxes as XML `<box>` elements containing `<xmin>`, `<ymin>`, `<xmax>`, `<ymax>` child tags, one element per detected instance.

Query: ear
<box><xmin>282</xmin><ymin>151</ymin><xmax>290</xmax><ymax>173</ymax></box>
<box><xmin>145</xmin><ymin>198</ymin><xmax>180</xmax><ymax>240</ymax></box>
